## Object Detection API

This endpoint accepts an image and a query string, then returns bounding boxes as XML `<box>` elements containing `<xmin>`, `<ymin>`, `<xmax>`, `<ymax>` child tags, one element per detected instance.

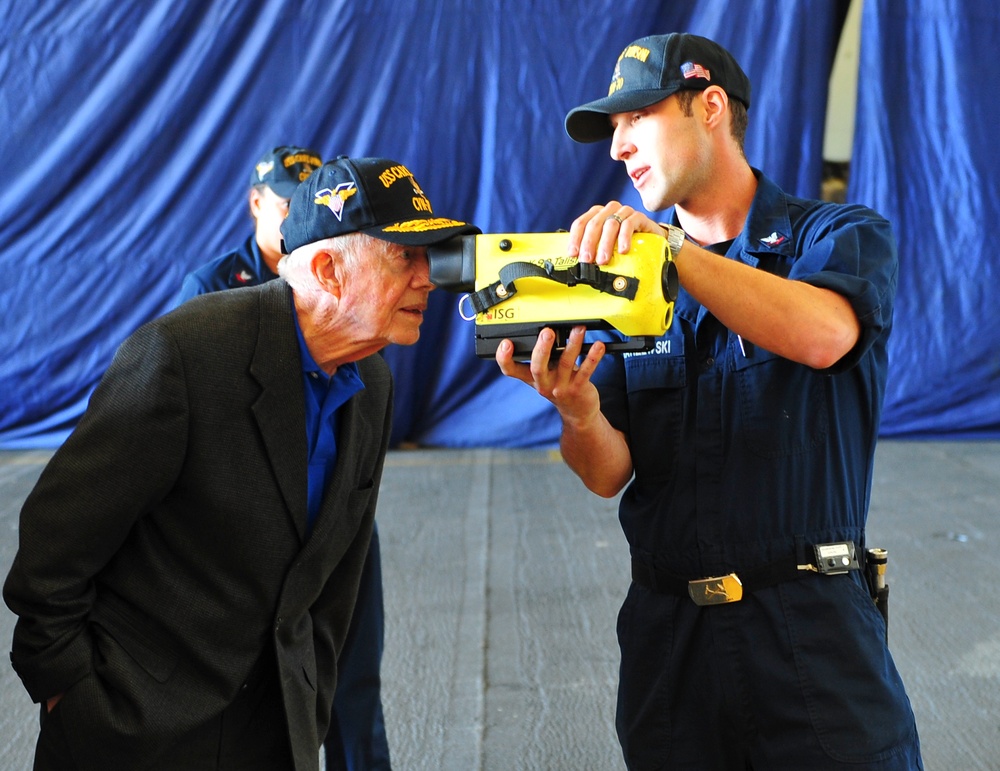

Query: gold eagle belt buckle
<box><xmin>687</xmin><ymin>573</ymin><xmax>744</xmax><ymax>606</ymax></box>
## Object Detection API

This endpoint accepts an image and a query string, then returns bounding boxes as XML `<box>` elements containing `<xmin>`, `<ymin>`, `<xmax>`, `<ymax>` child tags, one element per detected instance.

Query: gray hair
<box><xmin>278</xmin><ymin>232</ymin><xmax>379</xmax><ymax>293</ymax></box>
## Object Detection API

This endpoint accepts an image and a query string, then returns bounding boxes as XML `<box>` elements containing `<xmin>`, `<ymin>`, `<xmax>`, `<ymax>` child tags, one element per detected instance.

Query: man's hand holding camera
<box><xmin>495</xmin><ymin>324</ymin><xmax>604</xmax><ymax>416</ymax></box>
<box><xmin>566</xmin><ymin>201</ymin><xmax>662</xmax><ymax>266</ymax></box>
<box><xmin>495</xmin><ymin>306</ymin><xmax>633</xmax><ymax>499</ymax></box>
<box><xmin>491</xmin><ymin>203</ymin><xmax>660</xmax><ymax>496</ymax></box>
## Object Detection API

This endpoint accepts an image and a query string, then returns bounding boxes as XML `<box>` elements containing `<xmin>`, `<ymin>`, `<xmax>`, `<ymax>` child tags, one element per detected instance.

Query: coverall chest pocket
<box><xmin>733</xmin><ymin>345</ymin><xmax>828</xmax><ymax>458</ymax></box>
<box><xmin>624</xmin><ymin>348</ymin><xmax>686</xmax><ymax>477</ymax></box>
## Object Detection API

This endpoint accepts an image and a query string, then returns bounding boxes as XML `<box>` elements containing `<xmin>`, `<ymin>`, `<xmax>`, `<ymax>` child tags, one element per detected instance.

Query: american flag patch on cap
<box><xmin>681</xmin><ymin>61</ymin><xmax>711</xmax><ymax>81</ymax></box>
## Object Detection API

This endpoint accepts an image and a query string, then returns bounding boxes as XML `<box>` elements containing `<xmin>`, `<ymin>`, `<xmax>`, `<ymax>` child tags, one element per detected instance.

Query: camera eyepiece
<box><xmin>427</xmin><ymin>235</ymin><xmax>478</xmax><ymax>293</ymax></box>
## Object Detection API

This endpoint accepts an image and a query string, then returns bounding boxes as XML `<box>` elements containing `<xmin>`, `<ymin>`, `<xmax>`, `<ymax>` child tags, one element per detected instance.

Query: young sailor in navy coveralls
<box><xmin>497</xmin><ymin>33</ymin><xmax>923</xmax><ymax>770</ymax></box>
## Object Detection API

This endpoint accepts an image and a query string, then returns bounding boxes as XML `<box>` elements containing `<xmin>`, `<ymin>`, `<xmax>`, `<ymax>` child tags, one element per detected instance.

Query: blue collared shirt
<box><xmin>292</xmin><ymin>310</ymin><xmax>365</xmax><ymax>533</ymax></box>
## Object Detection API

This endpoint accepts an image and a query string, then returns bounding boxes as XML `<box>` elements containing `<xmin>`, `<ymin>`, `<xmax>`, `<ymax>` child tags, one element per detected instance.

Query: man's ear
<box><xmin>248</xmin><ymin>187</ymin><xmax>264</xmax><ymax>219</ymax></box>
<box><xmin>700</xmin><ymin>86</ymin><xmax>729</xmax><ymax>129</ymax></box>
<box><xmin>312</xmin><ymin>249</ymin><xmax>344</xmax><ymax>298</ymax></box>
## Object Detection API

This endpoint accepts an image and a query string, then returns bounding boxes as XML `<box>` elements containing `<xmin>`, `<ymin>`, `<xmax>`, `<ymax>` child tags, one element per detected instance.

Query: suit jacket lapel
<box><xmin>250</xmin><ymin>281</ymin><xmax>310</xmax><ymax>541</ymax></box>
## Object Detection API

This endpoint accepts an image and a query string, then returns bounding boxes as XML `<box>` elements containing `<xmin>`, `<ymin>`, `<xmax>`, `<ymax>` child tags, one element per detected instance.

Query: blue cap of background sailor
<box><xmin>251</xmin><ymin>145</ymin><xmax>323</xmax><ymax>198</ymax></box>
<box><xmin>565</xmin><ymin>33</ymin><xmax>751</xmax><ymax>143</ymax></box>
<box><xmin>280</xmin><ymin>156</ymin><xmax>480</xmax><ymax>254</ymax></box>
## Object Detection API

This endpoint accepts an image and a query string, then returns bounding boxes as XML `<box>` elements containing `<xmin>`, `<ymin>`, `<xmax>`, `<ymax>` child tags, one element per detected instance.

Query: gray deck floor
<box><xmin>2</xmin><ymin>440</ymin><xmax>998</xmax><ymax>769</ymax></box>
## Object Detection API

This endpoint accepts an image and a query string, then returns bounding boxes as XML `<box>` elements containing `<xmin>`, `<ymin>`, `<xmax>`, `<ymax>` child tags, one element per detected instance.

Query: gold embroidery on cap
<box><xmin>608</xmin><ymin>45</ymin><xmax>651</xmax><ymax>95</ymax></box>
<box><xmin>383</xmin><ymin>218</ymin><xmax>466</xmax><ymax>233</ymax></box>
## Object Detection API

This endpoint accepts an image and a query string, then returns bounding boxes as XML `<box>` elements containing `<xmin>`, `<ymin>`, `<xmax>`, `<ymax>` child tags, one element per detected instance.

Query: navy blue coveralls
<box><xmin>176</xmin><ymin>236</ymin><xmax>279</xmax><ymax>304</ymax></box>
<box><xmin>177</xmin><ymin>236</ymin><xmax>391</xmax><ymax>770</ymax></box>
<box><xmin>592</xmin><ymin>173</ymin><xmax>923</xmax><ymax>770</ymax></box>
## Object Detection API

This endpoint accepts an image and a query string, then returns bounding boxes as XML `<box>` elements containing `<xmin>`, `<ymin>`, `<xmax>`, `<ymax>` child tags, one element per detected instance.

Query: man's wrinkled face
<box><xmin>338</xmin><ymin>238</ymin><xmax>435</xmax><ymax>348</ymax></box>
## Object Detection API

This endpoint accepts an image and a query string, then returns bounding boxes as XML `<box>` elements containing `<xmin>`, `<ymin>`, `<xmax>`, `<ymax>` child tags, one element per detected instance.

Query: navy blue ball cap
<box><xmin>281</xmin><ymin>156</ymin><xmax>480</xmax><ymax>253</ymax></box>
<box><xmin>565</xmin><ymin>33</ymin><xmax>751</xmax><ymax>143</ymax></box>
<box><xmin>251</xmin><ymin>145</ymin><xmax>323</xmax><ymax>198</ymax></box>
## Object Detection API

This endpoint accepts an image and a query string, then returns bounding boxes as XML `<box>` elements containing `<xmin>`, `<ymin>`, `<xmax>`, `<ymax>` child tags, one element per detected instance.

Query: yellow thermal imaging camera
<box><xmin>427</xmin><ymin>231</ymin><xmax>679</xmax><ymax>358</ymax></box>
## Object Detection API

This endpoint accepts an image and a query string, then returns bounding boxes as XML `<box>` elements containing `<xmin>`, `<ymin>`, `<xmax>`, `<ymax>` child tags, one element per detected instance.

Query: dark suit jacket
<box><xmin>3</xmin><ymin>279</ymin><xmax>393</xmax><ymax>771</ymax></box>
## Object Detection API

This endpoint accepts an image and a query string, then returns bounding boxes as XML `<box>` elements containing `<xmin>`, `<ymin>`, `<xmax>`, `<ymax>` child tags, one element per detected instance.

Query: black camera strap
<box><xmin>467</xmin><ymin>260</ymin><xmax>640</xmax><ymax>314</ymax></box>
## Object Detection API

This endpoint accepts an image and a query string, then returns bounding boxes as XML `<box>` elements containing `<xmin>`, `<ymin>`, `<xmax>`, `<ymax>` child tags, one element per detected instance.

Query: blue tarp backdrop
<box><xmin>1</xmin><ymin>0</ymin><xmax>998</xmax><ymax>449</ymax></box>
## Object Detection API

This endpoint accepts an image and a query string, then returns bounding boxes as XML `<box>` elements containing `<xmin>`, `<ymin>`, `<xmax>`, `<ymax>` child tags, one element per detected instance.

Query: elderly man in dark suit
<box><xmin>3</xmin><ymin>156</ymin><xmax>478</xmax><ymax>771</ymax></box>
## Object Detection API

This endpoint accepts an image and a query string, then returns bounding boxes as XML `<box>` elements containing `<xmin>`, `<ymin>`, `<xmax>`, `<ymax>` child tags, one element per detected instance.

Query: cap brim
<box><xmin>565</xmin><ymin>86</ymin><xmax>682</xmax><ymax>143</ymax></box>
<box><xmin>365</xmin><ymin>218</ymin><xmax>481</xmax><ymax>247</ymax></box>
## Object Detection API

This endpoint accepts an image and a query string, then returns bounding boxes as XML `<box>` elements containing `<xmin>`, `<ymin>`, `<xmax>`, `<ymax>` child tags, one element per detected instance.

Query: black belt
<box><xmin>631</xmin><ymin>541</ymin><xmax>861</xmax><ymax>606</ymax></box>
